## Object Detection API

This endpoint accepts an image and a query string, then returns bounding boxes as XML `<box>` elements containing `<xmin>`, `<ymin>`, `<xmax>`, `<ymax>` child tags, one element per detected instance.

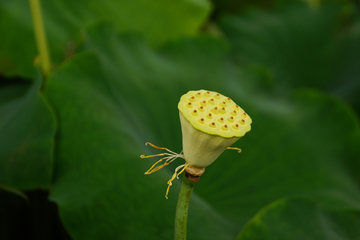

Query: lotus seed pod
<box><xmin>178</xmin><ymin>90</ymin><xmax>252</xmax><ymax>168</ymax></box>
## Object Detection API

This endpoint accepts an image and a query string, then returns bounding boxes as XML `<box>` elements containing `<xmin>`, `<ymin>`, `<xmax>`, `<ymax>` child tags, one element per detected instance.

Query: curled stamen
<box><xmin>227</xmin><ymin>147</ymin><xmax>242</xmax><ymax>153</ymax></box>
<box><xmin>166</xmin><ymin>163</ymin><xmax>189</xmax><ymax>199</ymax></box>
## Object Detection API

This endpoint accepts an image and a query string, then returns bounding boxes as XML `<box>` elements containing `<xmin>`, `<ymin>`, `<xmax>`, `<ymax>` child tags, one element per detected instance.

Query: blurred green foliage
<box><xmin>0</xmin><ymin>0</ymin><xmax>360</xmax><ymax>240</ymax></box>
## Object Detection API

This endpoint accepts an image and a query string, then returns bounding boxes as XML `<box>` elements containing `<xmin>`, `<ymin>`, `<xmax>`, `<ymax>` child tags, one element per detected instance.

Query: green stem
<box><xmin>174</xmin><ymin>174</ymin><xmax>197</xmax><ymax>240</ymax></box>
<box><xmin>29</xmin><ymin>0</ymin><xmax>52</xmax><ymax>77</ymax></box>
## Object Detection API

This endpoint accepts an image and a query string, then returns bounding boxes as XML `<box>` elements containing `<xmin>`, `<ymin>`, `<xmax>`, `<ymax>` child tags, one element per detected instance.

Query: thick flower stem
<box><xmin>29</xmin><ymin>0</ymin><xmax>52</xmax><ymax>77</ymax></box>
<box><xmin>174</xmin><ymin>174</ymin><xmax>197</xmax><ymax>240</ymax></box>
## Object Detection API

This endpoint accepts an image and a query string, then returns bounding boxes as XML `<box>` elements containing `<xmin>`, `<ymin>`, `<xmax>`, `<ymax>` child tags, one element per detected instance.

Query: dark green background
<box><xmin>1</xmin><ymin>0</ymin><xmax>360</xmax><ymax>239</ymax></box>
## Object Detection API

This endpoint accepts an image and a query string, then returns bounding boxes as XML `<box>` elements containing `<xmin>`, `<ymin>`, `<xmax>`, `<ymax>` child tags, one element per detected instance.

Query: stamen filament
<box><xmin>145</xmin><ymin>142</ymin><xmax>178</xmax><ymax>155</ymax></box>
<box><xmin>176</xmin><ymin>163</ymin><xmax>189</xmax><ymax>179</ymax></box>
<box><xmin>145</xmin><ymin>158</ymin><xmax>168</xmax><ymax>174</ymax></box>
<box><xmin>145</xmin><ymin>142</ymin><xmax>165</xmax><ymax>150</ymax></box>
<box><xmin>140</xmin><ymin>153</ymin><xmax>166</xmax><ymax>159</ymax></box>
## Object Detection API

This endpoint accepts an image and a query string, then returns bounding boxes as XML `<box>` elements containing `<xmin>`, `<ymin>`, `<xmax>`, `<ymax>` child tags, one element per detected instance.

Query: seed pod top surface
<box><xmin>178</xmin><ymin>90</ymin><xmax>252</xmax><ymax>138</ymax></box>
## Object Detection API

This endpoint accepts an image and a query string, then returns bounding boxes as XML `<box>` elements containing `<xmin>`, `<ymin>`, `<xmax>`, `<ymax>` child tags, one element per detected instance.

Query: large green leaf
<box><xmin>218</xmin><ymin>2</ymin><xmax>337</xmax><ymax>89</ymax></box>
<box><xmin>217</xmin><ymin>1</ymin><xmax>360</xmax><ymax>100</ymax></box>
<box><xmin>236</xmin><ymin>197</ymin><xmax>360</xmax><ymax>240</ymax></box>
<box><xmin>45</xmin><ymin>39</ymin><xmax>238</xmax><ymax>240</ymax></box>
<box><xmin>44</xmin><ymin>23</ymin><xmax>360</xmax><ymax>239</ymax></box>
<box><xmin>0</xmin><ymin>0</ymin><xmax>210</xmax><ymax>78</ymax></box>
<box><xmin>0</xmin><ymin>74</ymin><xmax>55</xmax><ymax>190</ymax></box>
<box><xmin>210</xmin><ymin>0</ymin><xmax>277</xmax><ymax>15</ymax></box>
<box><xmin>332</xmin><ymin>19</ymin><xmax>360</xmax><ymax>113</ymax></box>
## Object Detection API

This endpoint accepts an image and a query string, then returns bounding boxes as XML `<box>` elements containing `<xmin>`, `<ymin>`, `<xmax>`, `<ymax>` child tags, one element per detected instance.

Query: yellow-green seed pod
<box><xmin>178</xmin><ymin>90</ymin><xmax>252</xmax><ymax>168</ymax></box>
